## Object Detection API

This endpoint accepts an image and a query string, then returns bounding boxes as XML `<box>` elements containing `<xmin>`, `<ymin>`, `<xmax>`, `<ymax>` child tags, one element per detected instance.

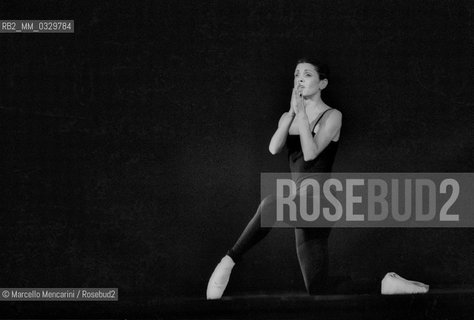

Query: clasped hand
<box><xmin>289</xmin><ymin>87</ymin><xmax>307</xmax><ymax>123</ymax></box>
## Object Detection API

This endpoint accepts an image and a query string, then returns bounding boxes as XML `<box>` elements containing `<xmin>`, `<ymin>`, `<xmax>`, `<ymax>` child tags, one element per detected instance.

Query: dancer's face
<box><xmin>293</xmin><ymin>63</ymin><xmax>326</xmax><ymax>97</ymax></box>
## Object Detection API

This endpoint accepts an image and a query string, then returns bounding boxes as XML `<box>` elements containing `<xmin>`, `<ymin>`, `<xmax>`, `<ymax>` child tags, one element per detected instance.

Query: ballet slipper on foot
<box><xmin>381</xmin><ymin>272</ymin><xmax>429</xmax><ymax>295</ymax></box>
<box><xmin>206</xmin><ymin>255</ymin><xmax>235</xmax><ymax>300</ymax></box>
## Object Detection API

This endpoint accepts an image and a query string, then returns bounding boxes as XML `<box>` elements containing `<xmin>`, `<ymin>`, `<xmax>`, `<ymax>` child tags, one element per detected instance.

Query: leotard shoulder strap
<box><xmin>311</xmin><ymin>108</ymin><xmax>333</xmax><ymax>132</ymax></box>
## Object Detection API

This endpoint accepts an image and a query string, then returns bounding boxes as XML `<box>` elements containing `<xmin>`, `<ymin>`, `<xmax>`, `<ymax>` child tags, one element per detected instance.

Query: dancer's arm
<box><xmin>268</xmin><ymin>88</ymin><xmax>299</xmax><ymax>155</ymax></box>
<box><xmin>296</xmin><ymin>109</ymin><xmax>342</xmax><ymax>161</ymax></box>
<box><xmin>268</xmin><ymin>112</ymin><xmax>294</xmax><ymax>154</ymax></box>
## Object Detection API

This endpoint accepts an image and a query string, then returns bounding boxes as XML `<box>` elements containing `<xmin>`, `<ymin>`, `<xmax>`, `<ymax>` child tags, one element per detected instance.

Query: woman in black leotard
<box><xmin>207</xmin><ymin>58</ymin><xmax>342</xmax><ymax>299</ymax></box>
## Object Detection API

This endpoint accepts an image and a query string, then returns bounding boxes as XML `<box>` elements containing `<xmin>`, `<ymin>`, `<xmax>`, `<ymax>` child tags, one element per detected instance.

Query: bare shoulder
<box><xmin>324</xmin><ymin>108</ymin><xmax>342</xmax><ymax>124</ymax></box>
<box><xmin>328</xmin><ymin>108</ymin><xmax>342</xmax><ymax>118</ymax></box>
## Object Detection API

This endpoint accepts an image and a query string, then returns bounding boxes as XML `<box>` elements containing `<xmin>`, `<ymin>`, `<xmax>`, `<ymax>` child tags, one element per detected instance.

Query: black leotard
<box><xmin>286</xmin><ymin>109</ymin><xmax>338</xmax><ymax>184</ymax></box>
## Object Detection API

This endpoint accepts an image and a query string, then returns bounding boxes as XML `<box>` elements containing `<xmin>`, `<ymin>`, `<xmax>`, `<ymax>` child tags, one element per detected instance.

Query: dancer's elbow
<box><xmin>303</xmin><ymin>150</ymin><xmax>318</xmax><ymax>161</ymax></box>
<box><xmin>268</xmin><ymin>145</ymin><xmax>280</xmax><ymax>155</ymax></box>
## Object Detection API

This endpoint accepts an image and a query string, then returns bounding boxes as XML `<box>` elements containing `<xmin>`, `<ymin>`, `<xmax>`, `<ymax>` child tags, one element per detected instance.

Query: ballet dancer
<box><xmin>207</xmin><ymin>58</ymin><xmax>342</xmax><ymax>299</ymax></box>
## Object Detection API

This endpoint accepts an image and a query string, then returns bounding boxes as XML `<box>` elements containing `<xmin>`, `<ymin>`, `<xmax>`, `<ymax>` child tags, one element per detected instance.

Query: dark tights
<box><xmin>227</xmin><ymin>194</ymin><xmax>331</xmax><ymax>294</ymax></box>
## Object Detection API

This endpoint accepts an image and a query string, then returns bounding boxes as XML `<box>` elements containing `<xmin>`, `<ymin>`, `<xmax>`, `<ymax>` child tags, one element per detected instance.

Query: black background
<box><xmin>1</xmin><ymin>0</ymin><xmax>473</xmax><ymax>298</ymax></box>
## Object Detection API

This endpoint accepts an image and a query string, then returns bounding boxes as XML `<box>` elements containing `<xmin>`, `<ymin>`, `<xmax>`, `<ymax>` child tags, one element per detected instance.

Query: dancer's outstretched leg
<box><xmin>295</xmin><ymin>227</ymin><xmax>331</xmax><ymax>295</ymax></box>
<box><xmin>207</xmin><ymin>195</ymin><xmax>277</xmax><ymax>299</ymax></box>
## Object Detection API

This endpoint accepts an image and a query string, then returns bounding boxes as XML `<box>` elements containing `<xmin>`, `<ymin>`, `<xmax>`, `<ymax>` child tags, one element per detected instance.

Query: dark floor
<box><xmin>160</xmin><ymin>289</ymin><xmax>474</xmax><ymax>320</ymax></box>
<box><xmin>1</xmin><ymin>288</ymin><xmax>474</xmax><ymax>319</ymax></box>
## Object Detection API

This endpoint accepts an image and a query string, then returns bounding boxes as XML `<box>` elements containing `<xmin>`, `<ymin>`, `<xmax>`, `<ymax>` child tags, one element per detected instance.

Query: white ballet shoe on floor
<box><xmin>381</xmin><ymin>272</ymin><xmax>429</xmax><ymax>295</ymax></box>
<box><xmin>206</xmin><ymin>255</ymin><xmax>235</xmax><ymax>300</ymax></box>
